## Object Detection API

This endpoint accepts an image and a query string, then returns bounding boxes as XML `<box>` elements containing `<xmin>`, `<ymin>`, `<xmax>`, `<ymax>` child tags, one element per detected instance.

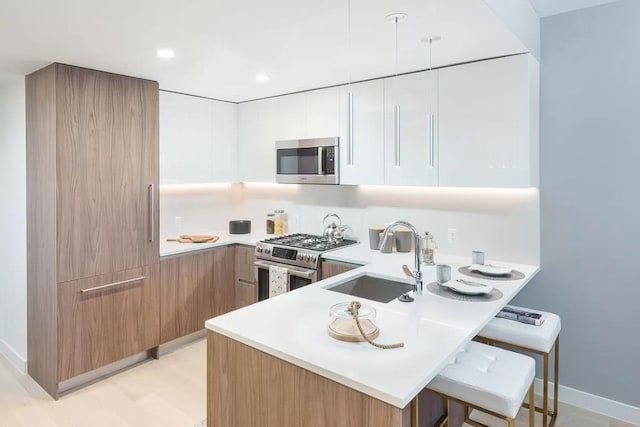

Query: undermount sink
<box><xmin>325</xmin><ymin>273</ymin><xmax>415</xmax><ymax>303</ymax></box>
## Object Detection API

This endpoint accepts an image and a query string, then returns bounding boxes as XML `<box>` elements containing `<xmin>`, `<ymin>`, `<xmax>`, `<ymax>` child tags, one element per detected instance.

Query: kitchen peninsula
<box><xmin>206</xmin><ymin>247</ymin><xmax>539</xmax><ymax>427</ymax></box>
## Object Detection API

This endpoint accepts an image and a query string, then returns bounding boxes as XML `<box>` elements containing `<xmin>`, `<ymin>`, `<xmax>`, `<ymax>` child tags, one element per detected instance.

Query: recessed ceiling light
<box><xmin>255</xmin><ymin>74</ymin><xmax>270</xmax><ymax>82</ymax></box>
<box><xmin>157</xmin><ymin>49</ymin><xmax>176</xmax><ymax>59</ymax></box>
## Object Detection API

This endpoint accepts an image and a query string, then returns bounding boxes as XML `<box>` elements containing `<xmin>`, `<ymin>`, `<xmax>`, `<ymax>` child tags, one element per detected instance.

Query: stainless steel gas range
<box><xmin>254</xmin><ymin>233</ymin><xmax>358</xmax><ymax>301</ymax></box>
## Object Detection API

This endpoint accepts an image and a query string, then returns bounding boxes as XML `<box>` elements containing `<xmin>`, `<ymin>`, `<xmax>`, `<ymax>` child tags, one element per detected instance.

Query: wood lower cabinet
<box><xmin>208</xmin><ymin>331</ymin><xmax>465</xmax><ymax>427</ymax></box>
<box><xmin>208</xmin><ymin>332</ymin><xmax>413</xmax><ymax>427</ymax></box>
<box><xmin>58</xmin><ymin>265</ymin><xmax>160</xmax><ymax>381</ymax></box>
<box><xmin>234</xmin><ymin>245</ymin><xmax>257</xmax><ymax>309</ymax></box>
<box><xmin>160</xmin><ymin>253</ymin><xmax>200</xmax><ymax>343</ymax></box>
<box><xmin>202</xmin><ymin>246</ymin><xmax>235</xmax><ymax>319</ymax></box>
<box><xmin>160</xmin><ymin>246</ymin><xmax>235</xmax><ymax>344</ymax></box>
<box><xmin>321</xmin><ymin>259</ymin><xmax>361</xmax><ymax>279</ymax></box>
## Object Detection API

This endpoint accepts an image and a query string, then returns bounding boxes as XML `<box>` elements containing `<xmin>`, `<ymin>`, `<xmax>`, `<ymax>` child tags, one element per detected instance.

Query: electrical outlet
<box><xmin>447</xmin><ymin>228</ymin><xmax>458</xmax><ymax>244</ymax></box>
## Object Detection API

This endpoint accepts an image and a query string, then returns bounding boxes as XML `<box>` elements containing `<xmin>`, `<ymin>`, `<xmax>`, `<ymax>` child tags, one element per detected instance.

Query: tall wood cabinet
<box><xmin>26</xmin><ymin>63</ymin><xmax>160</xmax><ymax>398</ymax></box>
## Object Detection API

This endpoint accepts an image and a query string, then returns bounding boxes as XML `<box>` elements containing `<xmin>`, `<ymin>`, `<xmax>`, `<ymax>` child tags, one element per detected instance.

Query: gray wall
<box><xmin>513</xmin><ymin>0</ymin><xmax>640</xmax><ymax>407</ymax></box>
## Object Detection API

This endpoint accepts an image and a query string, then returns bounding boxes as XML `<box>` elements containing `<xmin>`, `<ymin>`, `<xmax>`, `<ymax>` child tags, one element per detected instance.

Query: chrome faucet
<box><xmin>379</xmin><ymin>221</ymin><xmax>424</xmax><ymax>296</ymax></box>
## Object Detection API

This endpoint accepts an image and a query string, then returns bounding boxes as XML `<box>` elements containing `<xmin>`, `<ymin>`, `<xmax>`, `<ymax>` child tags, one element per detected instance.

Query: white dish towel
<box><xmin>269</xmin><ymin>265</ymin><xmax>289</xmax><ymax>298</ymax></box>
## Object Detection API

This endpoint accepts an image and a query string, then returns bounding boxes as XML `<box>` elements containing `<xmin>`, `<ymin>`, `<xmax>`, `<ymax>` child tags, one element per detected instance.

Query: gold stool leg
<box><xmin>529</xmin><ymin>382</ymin><xmax>535</xmax><ymax>427</ymax></box>
<box><xmin>507</xmin><ymin>419</ymin><xmax>516</xmax><ymax>427</ymax></box>
<box><xmin>552</xmin><ymin>336</ymin><xmax>560</xmax><ymax>426</ymax></box>
<box><xmin>543</xmin><ymin>352</ymin><xmax>549</xmax><ymax>427</ymax></box>
<box><xmin>412</xmin><ymin>395</ymin><xmax>419</xmax><ymax>427</ymax></box>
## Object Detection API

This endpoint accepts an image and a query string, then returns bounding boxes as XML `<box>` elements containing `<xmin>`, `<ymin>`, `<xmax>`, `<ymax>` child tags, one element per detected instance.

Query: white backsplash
<box><xmin>160</xmin><ymin>183</ymin><xmax>540</xmax><ymax>265</ymax></box>
<box><xmin>159</xmin><ymin>183</ymin><xmax>243</xmax><ymax>238</ymax></box>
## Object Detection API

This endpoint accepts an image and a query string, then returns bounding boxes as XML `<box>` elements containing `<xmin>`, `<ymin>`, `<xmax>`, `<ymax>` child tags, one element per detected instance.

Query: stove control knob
<box><xmin>303</xmin><ymin>254</ymin><xmax>310</xmax><ymax>261</ymax></box>
<box><xmin>265</xmin><ymin>248</ymin><xmax>271</xmax><ymax>254</ymax></box>
<box><xmin>256</xmin><ymin>247</ymin><xmax>263</xmax><ymax>253</ymax></box>
<box><xmin>296</xmin><ymin>254</ymin><xmax>302</xmax><ymax>260</ymax></box>
<box><xmin>310</xmin><ymin>256</ymin><xmax>317</xmax><ymax>262</ymax></box>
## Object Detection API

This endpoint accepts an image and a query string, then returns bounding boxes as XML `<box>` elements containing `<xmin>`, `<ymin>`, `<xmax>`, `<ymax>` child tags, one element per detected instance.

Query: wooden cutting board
<box><xmin>166</xmin><ymin>234</ymin><xmax>219</xmax><ymax>244</ymax></box>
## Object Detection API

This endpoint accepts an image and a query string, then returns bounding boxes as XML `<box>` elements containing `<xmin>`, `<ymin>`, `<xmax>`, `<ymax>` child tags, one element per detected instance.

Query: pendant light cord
<box><xmin>395</xmin><ymin>17</ymin><xmax>399</xmax><ymax>79</ymax></box>
<box><xmin>348</xmin><ymin>0</ymin><xmax>352</xmax><ymax>87</ymax></box>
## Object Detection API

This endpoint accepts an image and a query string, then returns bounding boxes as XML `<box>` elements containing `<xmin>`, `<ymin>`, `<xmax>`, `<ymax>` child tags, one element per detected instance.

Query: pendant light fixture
<box><xmin>421</xmin><ymin>35</ymin><xmax>440</xmax><ymax>169</ymax></box>
<box><xmin>346</xmin><ymin>0</ymin><xmax>354</xmax><ymax>166</ymax></box>
<box><xmin>386</xmin><ymin>13</ymin><xmax>407</xmax><ymax>168</ymax></box>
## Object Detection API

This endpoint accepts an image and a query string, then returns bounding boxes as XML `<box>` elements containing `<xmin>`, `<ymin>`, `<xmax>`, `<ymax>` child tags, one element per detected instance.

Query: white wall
<box><xmin>0</xmin><ymin>79</ymin><xmax>27</xmax><ymax>372</ymax></box>
<box><xmin>513</xmin><ymin>0</ymin><xmax>640</xmax><ymax>413</ymax></box>
<box><xmin>484</xmin><ymin>0</ymin><xmax>540</xmax><ymax>59</ymax></box>
<box><xmin>159</xmin><ymin>183</ymin><xmax>243</xmax><ymax>238</ymax></box>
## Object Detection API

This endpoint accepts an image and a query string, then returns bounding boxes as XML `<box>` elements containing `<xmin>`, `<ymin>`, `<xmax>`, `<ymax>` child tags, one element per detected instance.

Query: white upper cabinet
<box><xmin>276</xmin><ymin>92</ymin><xmax>307</xmax><ymax>141</ymax></box>
<box><xmin>438</xmin><ymin>54</ymin><xmax>539</xmax><ymax>188</ymax></box>
<box><xmin>383</xmin><ymin>71</ymin><xmax>439</xmax><ymax>186</ymax></box>
<box><xmin>211</xmin><ymin>100</ymin><xmax>238</xmax><ymax>182</ymax></box>
<box><xmin>234</xmin><ymin>54</ymin><xmax>538</xmax><ymax>187</ymax></box>
<box><xmin>306</xmin><ymin>87</ymin><xmax>340</xmax><ymax>138</ymax></box>
<box><xmin>160</xmin><ymin>91</ymin><xmax>214</xmax><ymax>184</ymax></box>
<box><xmin>338</xmin><ymin>80</ymin><xmax>385</xmax><ymax>185</ymax></box>
<box><xmin>238</xmin><ymin>97</ymin><xmax>278</xmax><ymax>182</ymax></box>
<box><xmin>276</xmin><ymin>88</ymin><xmax>340</xmax><ymax>141</ymax></box>
<box><xmin>160</xmin><ymin>92</ymin><xmax>238</xmax><ymax>184</ymax></box>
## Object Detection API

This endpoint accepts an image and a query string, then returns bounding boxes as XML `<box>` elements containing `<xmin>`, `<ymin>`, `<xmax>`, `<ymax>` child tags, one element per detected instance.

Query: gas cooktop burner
<box><xmin>261</xmin><ymin>233</ymin><xmax>357</xmax><ymax>251</ymax></box>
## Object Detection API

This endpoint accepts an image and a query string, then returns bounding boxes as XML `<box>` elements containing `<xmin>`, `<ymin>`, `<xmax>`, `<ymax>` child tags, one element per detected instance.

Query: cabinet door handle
<box><xmin>148</xmin><ymin>184</ymin><xmax>154</xmax><ymax>242</ymax></box>
<box><xmin>428</xmin><ymin>113</ymin><xmax>435</xmax><ymax>168</ymax></box>
<box><xmin>80</xmin><ymin>276</ymin><xmax>145</xmax><ymax>294</ymax></box>
<box><xmin>394</xmin><ymin>105</ymin><xmax>401</xmax><ymax>167</ymax></box>
<box><xmin>237</xmin><ymin>279</ymin><xmax>255</xmax><ymax>286</ymax></box>
<box><xmin>347</xmin><ymin>92</ymin><xmax>354</xmax><ymax>166</ymax></box>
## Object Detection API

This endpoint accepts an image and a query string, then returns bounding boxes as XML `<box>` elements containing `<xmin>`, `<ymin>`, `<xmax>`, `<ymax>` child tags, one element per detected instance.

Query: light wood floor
<box><xmin>0</xmin><ymin>338</ymin><xmax>636</xmax><ymax>427</ymax></box>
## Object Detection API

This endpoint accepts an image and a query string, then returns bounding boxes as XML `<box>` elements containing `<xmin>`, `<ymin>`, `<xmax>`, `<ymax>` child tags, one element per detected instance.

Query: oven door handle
<box><xmin>254</xmin><ymin>260</ymin><xmax>316</xmax><ymax>279</ymax></box>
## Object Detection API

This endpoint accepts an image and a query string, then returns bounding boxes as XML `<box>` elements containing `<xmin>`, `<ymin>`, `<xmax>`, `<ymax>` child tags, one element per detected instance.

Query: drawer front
<box><xmin>58</xmin><ymin>264</ymin><xmax>160</xmax><ymax>381</ymax></box>
<box><xmin>320</xmin><ymin>260</ymin><xmax>360</xmax><ymax>279</ymax></box>
<box><xmin>234</xmin><ymin>245</ymin><xmax>256</xmax><ymax>284</ymax></box>
<box><xmin>235</xmin><ymin>278</ymin><xmax>257</xmax><ymax>309</ymax></box>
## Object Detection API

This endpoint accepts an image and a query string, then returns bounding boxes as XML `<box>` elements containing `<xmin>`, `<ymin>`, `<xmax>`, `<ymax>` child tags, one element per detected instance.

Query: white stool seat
<box><xmin>428</xmin><ymin>341</ymin><xmax>535</xmax><ymax>419</ymax></box>
<box><xmin>479</xmin><ymin>305</ymin><xmax>561</xmax><ymax>353</ymax></box>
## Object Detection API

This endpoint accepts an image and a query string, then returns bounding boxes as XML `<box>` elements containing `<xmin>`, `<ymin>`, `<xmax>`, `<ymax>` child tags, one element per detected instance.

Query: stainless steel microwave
<box><xmin>275</xmin><ymin>137</ymin><xmax>339</xmax><ymax>184</ymax></box>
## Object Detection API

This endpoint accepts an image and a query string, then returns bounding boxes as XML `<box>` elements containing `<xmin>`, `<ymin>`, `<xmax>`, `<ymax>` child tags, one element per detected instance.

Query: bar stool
<box><xmin>476</xmin><ymin>305</ymin><xmax>561</xmax><ymax>427</ymax></box>
<box><xmin>425</xmin><ymin>341</ymin><xmax>535</xmax><ymax>427</ymax></box>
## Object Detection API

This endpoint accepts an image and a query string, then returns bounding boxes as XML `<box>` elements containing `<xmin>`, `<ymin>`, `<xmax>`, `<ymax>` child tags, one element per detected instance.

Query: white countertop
<box><xmin>205</xmin><ymin>242</ymin><xmax>539</xmax><ymax>408</ymax></box>
<box><xmin>160</xmin><ymin>231</ymin><xmax>264</xmax><ymax>257</ymax></box>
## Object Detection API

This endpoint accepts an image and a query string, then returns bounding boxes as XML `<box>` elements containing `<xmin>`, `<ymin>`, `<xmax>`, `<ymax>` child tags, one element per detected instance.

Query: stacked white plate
<box><xmin>469</xmin><ymin>264</ymin><xmax>512</xmax><ymax>277</ymax></box>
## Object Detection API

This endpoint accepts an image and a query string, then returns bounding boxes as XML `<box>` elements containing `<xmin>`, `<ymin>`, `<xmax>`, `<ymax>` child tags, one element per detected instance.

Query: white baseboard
<box><xmin>0</xmin><ymin>339</ymin><xmax>27</xmax><ymax>374</ymax></box>
<box><xmin>534</xmin><ymin>378</ymin><xmax>640</xmax><ymax>425</ymax></box>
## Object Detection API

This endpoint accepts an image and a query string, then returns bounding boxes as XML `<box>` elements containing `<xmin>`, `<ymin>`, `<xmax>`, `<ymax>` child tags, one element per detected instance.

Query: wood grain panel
<box><xmin>140</xmin><ymin>79</ymin><xmax>159</xmax><ymax>266</ymax></box>
<box><xmin>197</xmin><ymin>250</ymin><xmax>217</xmax><ymax>325</ymax></box>
<box><xmin>209</xmin><ymin>247</ymin><xmax>235</xmax><ymax>318</ymax></box>
<box><xmin>321</xmin><ymin>259</ymin><xmax>360</xmax><ymax>280</ymax></box>
<box><xmin>114</xmin><ymin>76</ymin><xmax>159</xmax><ymax>269</ymax></box>
<box><xmin>56</xmin><ymin>65</ymin><xmax>113</xmax><ymax>282</ymax></box>
<box><xmin>58</xmin><ymin>264</ymin><xmax>160</xmax><ymax>381</ymax></box>
<box><xmin>56</xmin><ymin>66</ymin><xmax>159</xmax><ymax>283</ymax></box>
<box><xmin>160</xmin><ymin>255</ymin><xmax>200</xmax><ymax>343</ymax></box>
<box><xmin>235</xmin><ymin>279</ymin><xmax>257</xmax><ymax>309</ymax></box>
<box><xmin>208</xmin><ymin>331</ymin><xmax>409</xmax><ymax>427</ymax></box>
<box><xmin>234</xmin><ymin>245</ymin><xmax>256</xmax><ymax>309</ymax></box>
<box><xmin>26</xmin><ymin>63</ymin><xmax>59</xmax><ymax>398</ymax></box>
<box><xmin>233</xmin><ymin>245</ymin><xmax>255</xmax><ymax>283</ymax></box>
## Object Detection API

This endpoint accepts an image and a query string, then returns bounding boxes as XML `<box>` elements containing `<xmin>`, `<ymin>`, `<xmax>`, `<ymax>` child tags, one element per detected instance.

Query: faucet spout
<box><xmin>379</xmin><ymin>221</ymin><xmax>423</xmax><ymax>295</ymax></box>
